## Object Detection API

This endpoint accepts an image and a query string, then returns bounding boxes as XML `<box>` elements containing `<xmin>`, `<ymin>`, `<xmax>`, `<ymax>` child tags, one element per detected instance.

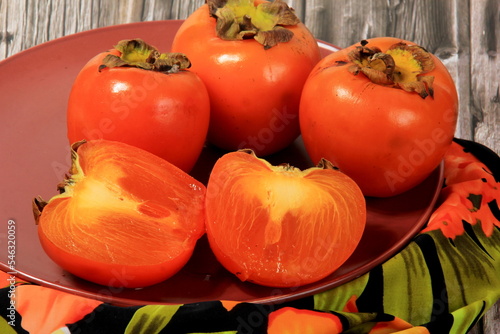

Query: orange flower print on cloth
<box><xmin>0</xmin><ymin>271</ymin><xmax>101</xmax><ymax>334</ymax></box>
<box><xmin>268</xmin><ymin>307</ymin><xmax>343</xmax><ymax>334</ymax></box>
<box><xmin>267</xmin><ymin>306</ymin><xmax>431</xmax><ymax>334</ymax></box>
<box><xmin>423</xmin><ymin>140</ymin><xmax>500</xmax><ymax>239</ymax></box>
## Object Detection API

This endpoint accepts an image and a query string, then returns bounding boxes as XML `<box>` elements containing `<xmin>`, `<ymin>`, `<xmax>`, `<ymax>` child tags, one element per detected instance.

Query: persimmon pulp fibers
<box><xmin>34</xmin><ymin>140</ymin><xmax>206</xmax><ymax>288</ymax></box>
<box><xmin>205</xmin><ymin>150</ymin><xmax>366</xmax><ymax>287</ymax></box>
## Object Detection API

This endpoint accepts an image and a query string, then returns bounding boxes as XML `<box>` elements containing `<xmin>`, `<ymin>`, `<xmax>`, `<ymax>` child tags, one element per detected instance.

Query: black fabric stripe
<box><xmin>330</xmin><ymin>310</ymin><xmax>351</xmax><ymax>330</ymax></box>
<box><xmin>163</xmin><ymin>299</ymin><xmax>314</xmax><ymax>334</ymax></box>
<box><xmin>423</xmin><ymin>312</ymin><xmax>454</xmax><ymax>333</ymax></box>
<box><xmin>224</xmin><ymin>296</ymin><xmax>314</xmax><ymax>334</ymax></box>
<box><xmin>453</xmin><ymin>138</ymin><xmax>500</xmax><ymax>182</ymax></box>
<box><xmin>283</xmin><ymin>294</ymin><xmax>315</xmax><ymax>310</ymax></box>
<box><xmin>68</xmin><ymin>303</ymin><xmax>141</xmax><ymax>334</ymax></box>
<box><xmin>355</xmin><ymin>264</ymin><xmax>384</xmax><ymax>313</ymax></box>
<box><xmin>448</xmin><ymin>238</ymin><xmax>456</xmax><ymax>247</ymax></box>
<box><xmin>488</xmin><ymin>199</ymin><xmax>500</xmax><ymax>222</ymax></box>
<box><xmin>230</xmin><ymin>302</ymin><xmax>273</xmax><ymax>334</ymax></box>
<box><xmin>162</xmin><ymin>301</ymin><xmax>238</xmax><ymax>333</ymax></box>
<box><xmin>414</xmin><ymin>234</ymin><xmax>450</xmax><ymax>320</ymax></box>
<box><xmin>374</xmin><ymin>312</ymin><xmax>396</xmax><ymax>323</ymax></box>
<box><xmin>462</xmin><ymin>220</ymin><xmax>493</xmax><ymax>259</ymax></box>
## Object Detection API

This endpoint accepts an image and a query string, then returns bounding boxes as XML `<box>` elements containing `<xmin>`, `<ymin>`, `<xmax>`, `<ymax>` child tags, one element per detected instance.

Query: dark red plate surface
<box><xmin>0</xmin><ymin>20</ymin><xmax>443</xmax><ymax>306</ymax></box>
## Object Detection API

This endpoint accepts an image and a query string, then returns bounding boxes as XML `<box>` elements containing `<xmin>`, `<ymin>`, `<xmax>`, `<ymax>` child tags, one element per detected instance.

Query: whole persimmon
<box><xmin>300</xmin><ymin>37</ymin><xmax>458</xmax><ymax>197</ymax></box>
<box><xmin>171</xmin><ymin>0</ymin><xmax>321</xmax><ymax>156</ymax></box>
<box><xmin>67</xmin><ymin>39</ymin><xmax>210</xmax><ymax>173</ymax></box>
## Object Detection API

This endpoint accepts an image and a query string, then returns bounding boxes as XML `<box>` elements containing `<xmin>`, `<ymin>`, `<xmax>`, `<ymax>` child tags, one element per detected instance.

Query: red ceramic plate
<box><xmin>0</xmin><ymin>20</ymin><xmax>443</xmax><ymax>306</ymax></box>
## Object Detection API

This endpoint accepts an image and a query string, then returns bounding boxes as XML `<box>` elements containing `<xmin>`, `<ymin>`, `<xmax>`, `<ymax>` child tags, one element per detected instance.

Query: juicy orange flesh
<box><xmin>206</xmin><ymin>153</ymin><xmax>366</xmax><ymax>284</ymax></box>
<box><xmin>39</xmin><ymin>141</ymin><xmax>205</xmax><ymax>266</ymax></box>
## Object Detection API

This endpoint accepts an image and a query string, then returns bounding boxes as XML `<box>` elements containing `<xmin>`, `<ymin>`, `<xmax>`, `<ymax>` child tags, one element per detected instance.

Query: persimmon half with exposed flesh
<box><xmin>205</xmin><ymin>150</ymin><xmax>366</xmax><ymax>287</ymax></box>
<box><xmin>33</xmin><ymin>140</ymin><xmax>206</xmax><ymax>288</ymax></box>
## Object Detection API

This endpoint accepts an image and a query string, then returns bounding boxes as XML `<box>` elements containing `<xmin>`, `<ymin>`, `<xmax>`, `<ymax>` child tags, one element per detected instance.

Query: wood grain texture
<box><xmin>0</xmin><ymin>0</ymin><xmax>498</xmax><ymax>332</ymax></box>
<box><xmin>469</xmin><ymin>0</ymin><xmax>499</xmax><ymax>158</ymax></box>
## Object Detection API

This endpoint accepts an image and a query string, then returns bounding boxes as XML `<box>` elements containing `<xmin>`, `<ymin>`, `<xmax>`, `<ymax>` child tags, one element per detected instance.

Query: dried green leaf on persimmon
<box><xmin>208</xmin><ymin>0</ymin><xmax>300</xmax><ymax>49</ymax></box>
<box><xmin>348</xmin><ymin>40</ymin><xmax>436</xmax><ymax>99</ymax></box>
<box><xmin>99</xmin><ymin>39</ymin><xmax>191</xmax><ymax>73</ymax></box>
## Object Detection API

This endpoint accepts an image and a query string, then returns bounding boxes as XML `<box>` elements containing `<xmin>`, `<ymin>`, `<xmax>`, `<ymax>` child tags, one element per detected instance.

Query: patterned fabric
<box><xmin>1</xmin><ymin>138</ymin><xmax>499</xmax><ymax>334</ymax></box>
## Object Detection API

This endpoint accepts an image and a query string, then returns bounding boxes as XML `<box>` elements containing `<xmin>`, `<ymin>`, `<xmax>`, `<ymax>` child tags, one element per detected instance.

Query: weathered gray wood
<box><xmin>469</xmin><ymin>0</ymin><xmax>500</xmax><ymax>157</ymax></box>
<box><xmin>483</xmin><ymin>299</ymin><xmax>500</xmax><ymax>334</ymax></box>
<box><xmin>0</xmin><ymin>0</ymin><xmax>498</xmax><ymax>332</ymax></box>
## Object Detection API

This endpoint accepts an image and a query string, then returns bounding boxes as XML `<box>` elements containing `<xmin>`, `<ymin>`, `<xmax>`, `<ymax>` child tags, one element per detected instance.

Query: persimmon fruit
<box><xmin>205</xmin><ymin>150</ymin><xmax>366</xmax><ymax>287</ymax></box>
<box><xmin>33</xmin><ymin>140</ymin><xmax>206</xmax><ymax>288</ymax></box>
<box><xmin>300</xmin><ymin>37</ymin><xmax>458</xmax><ymax>197</ymax></box>
<box><xmin>67</xmin><ymin>39</ymin><xmax>210</xmax><ymax>173</ymax></box>
<box><xmin>171</xmin><ymin>0</ymin><xmax>321</xmax><ymax>156</ymax></box>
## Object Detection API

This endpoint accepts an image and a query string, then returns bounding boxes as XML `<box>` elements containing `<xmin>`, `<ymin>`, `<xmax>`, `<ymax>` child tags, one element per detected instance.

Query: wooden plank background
<box><xmin>0</xmin><ymin>0</ymin><xmax>498</xmax><ymax>332</ymax></box>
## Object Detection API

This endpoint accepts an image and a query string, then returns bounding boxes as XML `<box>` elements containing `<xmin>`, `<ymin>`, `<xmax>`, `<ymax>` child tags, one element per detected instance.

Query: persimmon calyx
<box><xmin>32</xmin><ymin>197</ymin><xmax>46</xmax><ymax>225</ymax></box>
<box><xmin>207</xmin><ymin>0</ymin><xmax>300</xmax><ymax>49</ymax></box>
<box><xmin>32</xmin><ymin>140</ymin><xmax>87</xmax><ymax>225</ymax></box>
<box><xmin>238</xmin><ymin>149</ymin><xmax>339</xmax><ymax>175</ymax></box>
<box><xmin>317</xmin><ymin>158</ymin><xmax>340</xmax><ymax>171</ymax></box>
<box><xmin>99</xmin><ymin>39</ymin><xmax>191</xmax><ymax>73</ymax></box>
<box><xmin>348</xmin><ymin>40</ymin><xmax>436</xmax><ymax>99</ymax></box>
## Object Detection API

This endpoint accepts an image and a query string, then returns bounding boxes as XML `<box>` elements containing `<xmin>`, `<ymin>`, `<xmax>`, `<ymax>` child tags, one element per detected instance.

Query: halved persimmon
<box><xmin>205</xmin><ymin>150</ymin><xmax>366</xmax><ymax>287</ymax></box>
<box><xmin>33</xmin><ymin>140</ymin><xmax>206</xmax><ymax>288</ymax></box>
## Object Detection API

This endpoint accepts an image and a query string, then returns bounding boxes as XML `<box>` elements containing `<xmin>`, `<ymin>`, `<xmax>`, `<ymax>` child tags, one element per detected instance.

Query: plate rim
<box><xmin>0</xmin><ymin>161</ymin><xmax>444</xmax><ymax>306</ymax></box>
<box><xmin>0</xmin><ymin>20</ymin><xmax>443</xmax><ymax>306</ymax></box>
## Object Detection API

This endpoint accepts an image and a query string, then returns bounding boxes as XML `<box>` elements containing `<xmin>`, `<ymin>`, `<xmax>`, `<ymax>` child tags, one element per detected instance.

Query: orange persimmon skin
<box><xmin>67</xmin><ymin>49</ymin><xmax>210</xmax><ymax>173</ymax></box>
<box><xmin>171</xmin><ymin>1</ymin><xmax>321</xmax><ymax>156</ymax></box>
<box><xmin>300</xmin><ymin>37</ymin><xmax>458</xmax><ymax>197</ymax></box>
<box><xmin>37</xmin><ymin>140</ymin><xmax>206</xmax><ymax>288</ymax></box>
<box><xmin>205</xmin><ymin>151</ymin><xmax>366</xmax><ymax>287</ymax></box>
